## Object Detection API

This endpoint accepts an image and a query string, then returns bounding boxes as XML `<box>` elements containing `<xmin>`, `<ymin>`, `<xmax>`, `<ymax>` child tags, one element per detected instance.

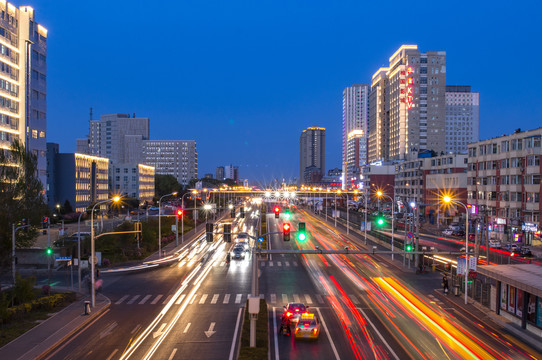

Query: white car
<box><xmin>442</xmin><ymin>229</ymin><xmax>453</xmax><ymax>236</ymax></box>
<box><xmin>488</xmin><ymin>240</ymin><xmax>501</xmax><ymax>248</ymax></box>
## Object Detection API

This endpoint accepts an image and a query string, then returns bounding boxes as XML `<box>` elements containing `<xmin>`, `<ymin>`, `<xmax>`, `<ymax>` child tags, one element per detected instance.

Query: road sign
<box><xmin>469</xmin><ymin>256</ymin><xmax>477</xmax><ymax>271</ymax></box>
<box><xmin>55</xmin><ymin>256</ymin><xmax>71</xmax><ymax>261</ymax></box>
<box><xmin>407</xmin><ymin>232</ymin><xmax>414</xmax><ymax>239</ymax></box>
<box><xmin>457</xmin><ymin>257</ymin><xmax>465</xmax><ymax>275</ymax></box>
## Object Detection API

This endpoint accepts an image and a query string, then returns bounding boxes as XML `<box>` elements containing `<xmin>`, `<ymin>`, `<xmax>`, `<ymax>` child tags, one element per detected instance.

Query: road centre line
<box><xmin>358</xmin><ymin>308</ymin><xmax>400</xmax><ymax>360</ymax></box>
<box><xmin>106</xmin><ymin>349</ymin><xmax>119</xmax><ymax>360</ymax></box>
<box><xmin>229</xmin><ymin>307</ymin><xmax>244</xmax><ymax>360</ymax></box>
<box><xmin>273</xmin><ymin>307</ymin><xmax>280</xmax><ymax>360</ymax></box>
<box><xmin>183</xmin><ymin>323</ymin><xmax>191</xmax><ymax>333</ymax></box>
<box><xmin>168</xmin><ymin>348</ymin><xmax>177</xmax><ymax>360</ymax></box>
<box><xmin>315</xmin><ymin>307</ymin><xmax>340</xmax><ymax>360</ymax></box>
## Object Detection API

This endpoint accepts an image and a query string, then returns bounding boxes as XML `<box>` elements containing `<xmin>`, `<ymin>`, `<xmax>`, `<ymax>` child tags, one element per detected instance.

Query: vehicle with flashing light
<box><xmin>294</xmin><ymin>313</ymin><xmax>320</xmax><ymax>340</ymax></box>
<box><xmin>283</xmin><ymin>303</ymin><xmax>308</xmax><ymax>324</ymax></box>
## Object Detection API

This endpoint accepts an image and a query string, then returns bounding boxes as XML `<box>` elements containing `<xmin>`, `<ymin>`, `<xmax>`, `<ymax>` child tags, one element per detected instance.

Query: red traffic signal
<box><xmin>283</xmin><ymin>223</ymin><xmax>291</xmax><ymax>241</ymax></box>
<box><xmin>283</xmin><ymin>223</ymin><xmax>290</xmax><ymax>231</ymax></box>
<box><xmin>274</xmin><ymin>206</ymin><xmax>280</xmax><ymax>213</ymax></box>
<box><xmin>177</xmin><ymin>209</ymin><xmax>183</xmax><ymax>217</ymax></box>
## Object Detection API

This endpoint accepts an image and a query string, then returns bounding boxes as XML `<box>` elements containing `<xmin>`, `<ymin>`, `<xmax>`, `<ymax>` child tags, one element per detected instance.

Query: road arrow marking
<box><xmin>100</xmin><ymin>322</ymin><xmax>118</xmax><ymax>339</ymax></box>
<box><xmin>153</xmin><ymin>323</ymin><xmax>167</xmax><ymax>338</ymax></box>
<box><xmin>204</xmin><ymin>322</ymin><xmax>216</xmax><ymax>338</ymax></box>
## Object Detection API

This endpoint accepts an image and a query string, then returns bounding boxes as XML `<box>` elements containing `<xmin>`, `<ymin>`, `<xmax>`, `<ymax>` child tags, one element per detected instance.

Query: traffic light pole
<box><xmin>12</xmin><ymin>223</ymin><xmax>31</xmax><ymax>284</ymax></box>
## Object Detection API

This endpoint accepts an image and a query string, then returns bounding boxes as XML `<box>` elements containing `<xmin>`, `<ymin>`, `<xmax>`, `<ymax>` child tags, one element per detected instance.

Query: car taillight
<box><xmin>312</xmin><ymin>328</ymin><xmax>318</xmax><ymax>334</ymax></box>
<box><xmin>295</xmin><ymin>328</ymin><xmax>299</xmax><ymax>334</ymax></box>
<box><xmin>286</xmin><ymin>312</ymin><xmax>292</xmax><ymax>317</ymax></box>
<box><xmin>295</xmin><ymin>308</ymin><xmax>299</xmax><ymax>312</ymax></box>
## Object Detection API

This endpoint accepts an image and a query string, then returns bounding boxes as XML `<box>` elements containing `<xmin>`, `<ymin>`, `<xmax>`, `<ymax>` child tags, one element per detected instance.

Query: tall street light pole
<box><xmin>377</xmin><ymin>191</ymin><xmax>395</xmax><ymax>260</ymax></box>
<box><xmin>158</xmin><ymin>192</ymin><xmax>178</xmax><ymax>258</ymax></box>
<box><xmin>91</xmin><ymin>196</ymin><xmax>120</xmax><ymax>307</ymax></box>
<box><xmin>443</xmin><ymin>196</ymin><xmax>470</xmax><ymax>305</ymax></box>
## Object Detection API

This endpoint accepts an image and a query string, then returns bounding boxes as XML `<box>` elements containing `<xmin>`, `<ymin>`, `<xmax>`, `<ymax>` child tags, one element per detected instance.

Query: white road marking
<box><xmin>99</xmin><ymin>322</ymin><xmax>118</xmax><ymax>339</ymax></box>
<box><xmin>106</xmin><ymin>349</ymin><xmax>119</xmax><ymax>360</ymax></box>
<box><xmin>273</xmin><ymin>307</ymin><xmax>280</xmax><ymax>360</ymax></box>
<box><xmin>199</xmin><ymin>294</ymin><xmax>208</xmax><ymax>304</ymax></box>
<box><xmin>211</xmin><ymin>294</ymin><xmax>219</xmax><ymax>304</ymax></box>
<box><xmin>293</xmin><ymin>261</ymin><xmax>298</xmax><ymax>266</ymax></box>
<box><xmin>204</xmin><ymin>322</ymin><xmax>216</xmax><ymax>338</ymax></box>
<box><xmin>223</xmin><ymin>294</ymin><xmax>231</xmax><ymax>304</ymax></box>
<box><xmin>270</xmin><ymin>293</ymin><xmax>276</xmax><ymax>303</ymax></box>
<box><xmin>183</xmin><ymin>323</ymin><xmax>191</xmax><ymax>333</ymax></box>
<box><xmin>269</xmin><ymin>261</ymin><xmax>273</xmax><ymax>267</ymax></box>
<box><xmin>282</xmin><ymin>294</ymin><xmax>288</xmax><ymax>304</ymax></box>
<box><xmin>168</xmin><ymin>348</ymin><xmax>177</xmax><ymax>360</ymax></box>
<box><xmin>115</xmin><ymin>295</ymin><xmax>129</xmax><ymax>305</ymax></box>
<box><xmin>189</xmin><ymin>293</ymin><xmax>197</xmax><ymax>304</ymax></box>
<box><xmin>153</xmin><ymin>323</ymin><xmax>167</xmax><ymax>338</ymax></box>
<box><xmin>162</xmin><ymin>294</ymin><xmax>173</xmax><ymax>304</ymax></box>
<box><xmin>127</xmin><ymin>295</ymin><xmax>140</xmax><ymax>304</ymax></box>
<box><xmin>316</xmin><ymin>294</ymin><xmax>324</xmax><ymax>304</ymax></box>
<box><xmin>130</xmin><ymin>324</ymin><xmax>140</xmax><ymax>334</ymax></box>
<box><xmin>293</xmin><ymin>294</ymin><xmax>300</xmax><ymax>303</ymax></box>
<box><xmin>139</xmin><ymin>295</ymin><xmax>152</xmax><ymax>305</ymax></box>
<box><xmin>151</xmin><ymin>295</ymin><xmax>163</xmax><ymax>304</ymax></box>
<box><xmin>277</xmin><ymin>261</ymin><xmax>282</xmax><ymax>266</ymax></box>
<box><xmin>175</xmin><ymin>294</ymin><xmax>186</xmax><ymax>305</ymax></box>
<box><xmin>220</xmin><ymin>261</ymin><xmax>225</xmax><ymax>267</ymax></box>
<box><xmin>229</xmin><ymin>307</ymin><xmax>244</xmax><ymax>360</ymax></box>
<box><xmin>235</xmin><ymin>294</ymin><xmax>242</xmax><ymax>303</ymax></box>
<box><xmin>358</xmin><ymin>308</ymin><xmax>400</xmax><ymax>360</ymax></box>
<box><xmin>304</xmin><ymin>294</ymin><xmax>313</xmax><ymax>304</ymax></box>
<box><xmin>316</xmin><ymin>307</ymin><xmax>340</xmax><ymax>360</ymax></box>
<box><xmin>285</xmin><ymin>261</ymin><xmax>290</xmax><ymax>266</ymax></box>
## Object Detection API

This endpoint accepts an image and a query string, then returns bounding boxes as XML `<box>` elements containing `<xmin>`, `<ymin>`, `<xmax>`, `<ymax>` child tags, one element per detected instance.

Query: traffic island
<box><xmin>238</xmin><ymin>298</ymin><xmax>268</xmax><ymax>360</ymax></box>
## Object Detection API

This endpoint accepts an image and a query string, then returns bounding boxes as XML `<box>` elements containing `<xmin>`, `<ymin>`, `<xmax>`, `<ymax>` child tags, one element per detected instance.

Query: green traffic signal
<box><xmin>46</xmin><ymin>247</ymin><xmax>52</xmax><ymax>255</ymax></box>
<box><xmin>298</xmin><ymin>222</ymin><xmax>306</xmax><ymax>241</ymax></box>
<box><xmin>405</xmin><ymin>243</ymin><xmax>413</xmax><ymax>252</ymax></box>
<box><xmin>377</xmin><ymin>218</ymin><xmax>384</xmax><ymax>226</ymax></box>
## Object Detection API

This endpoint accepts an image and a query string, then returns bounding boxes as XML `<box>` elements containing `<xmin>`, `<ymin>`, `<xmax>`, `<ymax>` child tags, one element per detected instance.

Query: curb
<box><xmin>30</xmin><ymin>295</ymin><xmax>111</xmax><ymax>360</ymax></box>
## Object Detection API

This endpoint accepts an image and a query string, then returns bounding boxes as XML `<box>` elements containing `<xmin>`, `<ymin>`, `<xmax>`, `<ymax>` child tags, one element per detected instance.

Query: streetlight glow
<box><xmin>443</xmin><ymin>195</ymin><xmax>452</xmax><ymax>203</ymax></box>
<box><xmin>377</xmin><ymin>191</ymin><xmax>383</xmax><ymax>197</ymax></box>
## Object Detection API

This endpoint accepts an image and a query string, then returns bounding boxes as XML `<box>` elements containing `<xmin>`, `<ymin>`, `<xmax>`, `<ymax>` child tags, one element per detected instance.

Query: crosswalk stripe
<box><xmin>176</xmin><ymin>294</ymin><xmax>186</xmax><ymax>305</ymax></box>
<box><xmin>139</xmin><ymin>295</ymin><xmax>152</xmax><ymax>305</ymax></box>
<box><xmin>277</xmin><ymin>261</ymin><xmax>282</xmax><ymax>266</ymax></box>
<box><xmin>271</xmin><ymin>294</ymin><xmax>276</xmax><ymax>304</ymax></box>
<box><xmin>293</xmin><ymin>261</ymin><xmax>298</xmax><ymax>266</ymax></box>
<box><xmin>199</xmin><ymin>294</ymin><xmax>208</xmax><ymax>304</ymax></box>
<box><xmin>190</xmin><ymin>294</ymin><xmax>197</xmax><ymax>304</ymax></box>
<box><xmin>269</xmin><ymin>261</ymin><xmax>273</xmax><ymax>267</ymax></box>
<box><xmin>183</xmin><ymin>323</ymin><xmax>191</xmax><ymax>333</ymax></box>
<box><xmin>349</xmin><ymin>294</ymin><xmax>360</xmax><ymax>305</ymax></box>
<box><xmin>316</xmin><ymin>294</ymin><xmax>324</xmax><ymax>304</ymax></box>
<box><xmin>293</xmin><ymin>294</ymin><xmax>300</xmax><ymax>303</ymax></box>
<box><xmin>304</xmin><ymin>294</ymin><xmax>313</xmax><ymax>304</ymax></box>
<box><xmin>282</xmin><ymin>294</ymin><xmax>288</xmax><ymax>304</ymax></box>
<box><xmin>127</xmin><ymin>295</ymin><xmax>140</xmax><ymax>305</ymax></box>
<box><xmin>285</xmin><ymin>261</ymin><xmax>290</xmax><ymax>267</ymax></box>
<box><xmin>211</xmin><ymin>294</ymin><xmax>219</xmax><ymax>304</ymax></box>
<box><xmin>223</xmin><ymin>294</ymin><xmax>231</xmax><ymax>304</ymax></box>
<box><xmin>220</xmin><ymin>261</ymin><xmax>225</xmax><ymax>267</ymax></box>
<box><xmin>151</xmin><ymin>295</ymin><xmax>163</xmax><ymax>304</ymax></box>
<box><xmin>235</xmin><ymin>294</ymin><xmax>242</xmax><ymax>304</ymax></box>
<box><xmin>115</xmin><ymin>295</ymin><xmax>129</xmax><ymax>305</ymax></box>
<box><xmin>162</xmin><ymin>294</ymin><xmax>173</xmax><ymax>305</ymax></box>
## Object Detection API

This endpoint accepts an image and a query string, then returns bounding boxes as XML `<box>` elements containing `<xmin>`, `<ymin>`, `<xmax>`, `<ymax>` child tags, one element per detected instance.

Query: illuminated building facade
<box><xmin>46</xmin><ymin>143</ymin><xmax>109</xmax><ymax>213</ymax></box>
<box><xmin>299</xmin><ymin>126</ymin><xmax>325</xmax><ymax>186</ymax></box>
<box><xmin>342</xmin><ymin>84</ymin><xmax>369</xmax><ymax>189</ymax></box>
<box><xmin>368</xmin><ymin>45</ymin><xmax>446</xmax><ymax>162</ymax></box>
<box><xmin>110</xmin><ymin>163</ymin><xmax>155</xmax><ymax>202</ymax></box>
<box><xmin>0</xmin><ymin>4</ymin><xmax>48</xmax><ymax>188</ymax></box>
<box><xmin>142</xmin><ymin>140</ymin><xmax>198</xmax><ymax>185</ymax></box>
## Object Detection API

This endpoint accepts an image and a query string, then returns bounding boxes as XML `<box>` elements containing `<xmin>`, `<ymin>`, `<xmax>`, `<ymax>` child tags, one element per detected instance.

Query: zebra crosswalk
<box><xmin>112</xmin><ymin>292</ymin><xmax>340</xmax><ymax>306</ymax></box>
<box><xmin>259</xmin><ymin>260</ymin><xmax>299</xmax><ymax>267</ymax></box>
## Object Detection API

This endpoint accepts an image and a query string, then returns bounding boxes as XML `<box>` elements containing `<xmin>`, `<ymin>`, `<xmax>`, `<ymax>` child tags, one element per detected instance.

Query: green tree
<box><xmin>155</xmin><ymin>174</ymin><xmax>180</xmax><ymax>199</ymax></box>
<box><xmin>0</xmin><ymin>140</ymin><xmax>47</xmax><ymax>271</ymax></box>
<box><xmin>63</xmin><ymin>200</ymin><xmax>74</xmax><ymax>214</ymax></box>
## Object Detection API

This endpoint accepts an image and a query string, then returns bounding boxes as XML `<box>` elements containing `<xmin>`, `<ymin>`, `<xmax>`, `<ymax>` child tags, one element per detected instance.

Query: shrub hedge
<box><xmin>0</xmin><ymin>292</ymin><xmax>76</xmax><ymax>324</ymax></box>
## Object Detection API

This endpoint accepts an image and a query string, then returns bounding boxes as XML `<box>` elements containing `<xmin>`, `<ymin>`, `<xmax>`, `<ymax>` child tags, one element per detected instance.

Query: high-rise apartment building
<box><xmin>110</xmin><ymin>163</ymin><xmax>155</xmax><ymax>202</ymax></box>
<box><xmin>216</xmin><ymin>166</ymin><xmax>225</xmax><ymax>181</ymax></box>
<box><xmin>142</xmin><ymin>140</ymin><xmax>197</xmax><ymax>185</ymax></box>
<box><xmin>368</xmin><ymin>45</ymin><xmax>446</xmax><ymax>162</ymax></box>
<box><xmin>0</xmin><ymin>5</ymin><xmax>47</xmax><ymax>188</ymax></box>
<box><xmin>224</xmin><ymin>165</ymin><xmax>239</xmax><ymax>181</ymax></box>
<box><xmin>445</xmin><ymin>85</ymin><xmax>479</xmax><ymax>154</ymax></box>
<box><xmin>299</xmin><ymin>126</ymin><xmax>325</xmax><ymax>186</ymax></box>
<box><xmin>342</xmin><ymin>84</ymin><xmax>370</xmax><ymax>189</ymax></box>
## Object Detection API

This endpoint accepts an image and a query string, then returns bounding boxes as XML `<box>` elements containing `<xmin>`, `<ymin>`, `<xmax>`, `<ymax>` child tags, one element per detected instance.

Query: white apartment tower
<box><xmin>445</xmin><ymin>85</ymin><xmax>479</xmax><ymax>154</ymax></box>
<box><xmin>0</xmin><ymin>4</ymin><xmax>47</xmax><ymax>188</ymax></box>
<box><xmin>368</xmin><ymin>45</ymin><xmax>446</xmax><ymax>162</ymax></box>
<box><xmin>342</xmin><ymin>84</ymin><xmax>369</xmax><ymax>189</ymax></box>
<box><xmin>142</xmin><ymin>140</ymin><xmax>198</xmax><ymax>185</ymax></box>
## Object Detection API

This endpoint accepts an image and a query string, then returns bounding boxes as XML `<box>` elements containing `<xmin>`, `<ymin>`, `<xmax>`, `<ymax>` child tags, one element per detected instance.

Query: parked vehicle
<box><xmin>452</xmin><ymin>230</ymin><xmax>466</xmax><ymax>237</ymax></box>
<box><xmin>488</xmin><ymin>240</ymin><xmax>501</xmax><ymax>248</ymax></box>
<box><xmin>442</xmin><ymin>229</ymin><xmax>453</xmax><ymax>236</ymax></box>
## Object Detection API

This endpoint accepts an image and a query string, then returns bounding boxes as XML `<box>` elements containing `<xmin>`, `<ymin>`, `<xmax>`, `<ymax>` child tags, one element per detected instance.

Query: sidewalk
<box><xmin>0</xmin><ymin>292</ymin><xmax>110</xmax><ymax>360</ymax></box>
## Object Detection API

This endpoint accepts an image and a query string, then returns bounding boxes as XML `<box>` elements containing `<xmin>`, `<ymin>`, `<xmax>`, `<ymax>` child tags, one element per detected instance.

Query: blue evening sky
<box><xmin>36</xmin><ymin>0</ymin><xmax>541</xmax><ymax>183</ymax></box>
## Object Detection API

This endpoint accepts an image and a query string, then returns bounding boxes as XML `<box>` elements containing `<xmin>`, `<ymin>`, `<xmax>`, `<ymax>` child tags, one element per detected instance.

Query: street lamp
<box><xmin>377</xmin><ymin>191</ymin><xmax>395</xmax><ymax>261</ymax></box>
<box><xmin>204</xmin><ymin>204</ymin><xmax>212</xmax><ymax>222</ymax></box>
<box><xmin>90</xmin><ymin>196</ymin><xmax>120</xmax><ymax>307</ymax></box>
<box><xmin>158</xmin><ymin>192</ymin><xmax>178</xmax><ymax>258</ymax></box>
<box><xmin>443</xmin><ymin>195</ymin><xmax>470</xmax><ymax>305</ymax></box>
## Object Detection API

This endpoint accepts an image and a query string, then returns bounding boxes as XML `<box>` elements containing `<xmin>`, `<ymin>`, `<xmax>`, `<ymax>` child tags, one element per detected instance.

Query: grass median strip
<box><xmin>238</xmin><ymin>298</ymin><xmax>268</xmax><ymax>360</ymax></box>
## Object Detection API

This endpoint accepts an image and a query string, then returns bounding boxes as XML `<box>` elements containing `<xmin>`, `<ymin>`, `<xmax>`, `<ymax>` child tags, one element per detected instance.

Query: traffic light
<box><xmin>223</xmin><ymin>224</ymin><xmax>232</xmax><ymax>242</ymax></box>
<box><xmin>405</xmin><ymin>242</ymin><xmax>413</xmax><ymax>252</ymax></box>
<box><xmin>282</xmin><ymin>223</ymin><xmax>291</xmax><ymax>241</ymax></box>
<box><xmin>42</xmin><ymin>216</ymin><xmax>49</xmax><ymax>228</ymax></box>
<box><xmin>375</xmin><ymin>213</ymin><xmax>385</xmax><ymax>226</ymax></box>
<box><xmin>206</xmin><ymin>223</ymin><xmax>214</xmax><ymax>242</ymax></box>
<box><xmin>176</xmin><ymin>209</ymin><xmax>183</xmax><ymax>219</ymax></box>
<box><xmin>240</xmin><ymin>207</ymin><xmax>245</xmax><ymax>218</ymax></box>
<box><xmin>284</xmin><ymin>208</ymin><xmax>291</xmax><ymax>220</ymax></box>
<box><xmin>274</xmin><ymin>206</ymin><xmax>280</xmax><ymax>219</ymax></box>
<box><xmin>46</xmin><ymin>247</ymin><xmax>52</xmax><ymax>255</ymax></box>
<box><xmin>298</xmin><ymin>222</ymin><xmax>306</xmax><ymax>241</ymax></box>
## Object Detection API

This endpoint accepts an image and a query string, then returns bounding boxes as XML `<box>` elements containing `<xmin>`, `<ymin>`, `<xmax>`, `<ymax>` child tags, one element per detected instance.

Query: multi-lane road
<box><xmin>43</xmin><ymin>205</ymin><xmax>541</xmax><ymax>359</ymax></box>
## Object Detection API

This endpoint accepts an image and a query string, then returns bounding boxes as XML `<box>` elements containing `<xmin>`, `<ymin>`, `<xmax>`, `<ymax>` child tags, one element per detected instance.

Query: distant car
<box><xmin>488</xmin><ymin>240</ymin><xmax>501</xmax><ymax>248</ymax></box>
<box><xmin>503</xmin><ymin>243</ymin><xmax>520</xmax><ymax>252</ymax></box>
<box><xmin>442</xmin><ymin>229</ymin><xmax>453</xmax><ymax>236</ymax></box>
<box><xmin>283</xmin><ymin>303</ymin><xmax>308</xmax><ymax>324</ymax></box>
<box><xmin>294</xmin><ymin>313</ymin><xmax>320</xmax><ymax>340</ymax></box>
<box><xmin>452</xmin><ymin>230</ymin><xmax>466</xmax><ymax>237</ymax></box>
<box><xmin>468</xmin><ymin>233</ymin><xmax>476</xmax><ymax>240</ymax></box>
<box><xmin>518</xmin><ymin>247</ymin><xmax>533</xmax><ymax>257</ymax></box>
<box><xmin>460</xmin><ymin>246</ymin><xmax>474</xmax><ymax>253</ymax></box>
<box><xmin>231</xmin><ymin>248</ymin><xmax>245</xmax><ymax>260</ymax></box>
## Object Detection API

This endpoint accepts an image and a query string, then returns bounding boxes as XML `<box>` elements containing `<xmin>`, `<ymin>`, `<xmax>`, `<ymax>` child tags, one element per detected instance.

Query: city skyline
<box><xmin>35</xmin><ymin>1</ymin><xmax>542</xmax><ymax>181</ymax></box>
